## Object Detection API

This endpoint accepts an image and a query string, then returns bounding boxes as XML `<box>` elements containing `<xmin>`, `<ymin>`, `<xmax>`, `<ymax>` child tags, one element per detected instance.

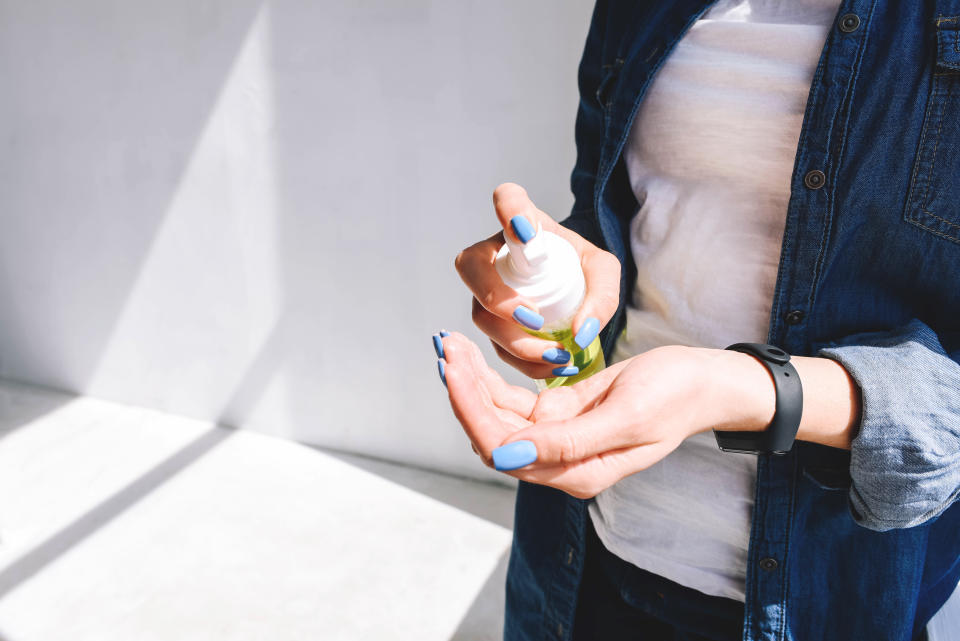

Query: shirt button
<box><xmin>759</xmin><ymin>557</ymin><xmax>779</xmax><ymax>571</ymax></box>
<box><xmin>838</xmin><ymin>13</ymin><xmax>861</xmax><ymax>33</ymax></box>
<box><xmin>804</xmin><ymin>169</ymin><xmax>826</xmax><ymax>189</ymax></box>
<box><xmin>785</xmin><ymin>310</ymin><xmax>805</xmax><ymax>325</ymax></box>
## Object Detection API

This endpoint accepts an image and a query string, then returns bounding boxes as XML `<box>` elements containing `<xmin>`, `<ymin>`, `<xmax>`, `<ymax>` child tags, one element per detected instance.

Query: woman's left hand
<box><xmin>438</xmin><ymin>331</ymin><xmax>766</xmax><ymax>499</ymax></box>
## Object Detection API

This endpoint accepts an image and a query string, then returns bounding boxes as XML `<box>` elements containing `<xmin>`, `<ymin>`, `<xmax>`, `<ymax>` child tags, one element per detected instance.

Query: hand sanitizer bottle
<box><xmin>495</xmin><ymin>222</ymin><xmax>605</xmax><ymax>389</ymax></box>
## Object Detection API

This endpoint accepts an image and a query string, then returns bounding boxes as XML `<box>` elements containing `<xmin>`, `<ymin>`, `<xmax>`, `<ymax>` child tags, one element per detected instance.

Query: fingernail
<box><xmin>574</xmin><ymin>317</ymin><xmax>600</xmax><ymax>350</ymax></box>
<box><xmin>510</xmin><ymin>216</ymin><xmax>536</xmax><ymax>244</ymax></box>
<box><xmin>492</xmin><ymin>440</ymin><xmax>538</xmax><ymax>471</ymax></box>
<box><xmin>439</xmin><ymin>329</ymin><xmax>450</xmax><ymax>337</ymax></box>
<box><xmin>541</xmin><ymin>347</ymin><xmax>571</xmax><ymax>364</ymax></box>
<box><xmin>513</xmin><ymin>305</ymin><xmax>544</xmax><ymax>330</ymax></box>
<box><xmin>552</xmin><ymin>366</ymin><xmax>579</xmax><ymax>377</ymax></box>
<box><xmin>432</xmin><ymin>334</ymin><xmax>444</xmax><ymax>359</ymax></box>
<box><xmin>437</xmin><ymin>359</ymin><xmax>447</xmax><ymax>387</ymax></box>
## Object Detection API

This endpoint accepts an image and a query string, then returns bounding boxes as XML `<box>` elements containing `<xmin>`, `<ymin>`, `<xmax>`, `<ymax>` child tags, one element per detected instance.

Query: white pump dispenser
<box><xmin>495</xmin><ymin>224</ymin><xmax>604</xmax><ymax>387</ymax></box>
<box><xmin>495</xmin><ymin>224</ymin><xmax>586</xmax><ymax>330</ymax></box>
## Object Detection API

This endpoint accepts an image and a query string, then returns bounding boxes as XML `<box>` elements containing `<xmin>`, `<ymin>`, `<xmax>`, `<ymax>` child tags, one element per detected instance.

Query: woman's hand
<box><xmin>435</xmin><ymin>329</ymin><xmax>859</xmax><ymax>498</ymax></box>
<box><xmin>437</xmin><ymin>331</ymin><xmax>752</xmax><ymax>499</ymax></box>
<box><xmin>454</xmin><ymin>183</ymin><xmax>620</xmax><ymax>379</ymax></box>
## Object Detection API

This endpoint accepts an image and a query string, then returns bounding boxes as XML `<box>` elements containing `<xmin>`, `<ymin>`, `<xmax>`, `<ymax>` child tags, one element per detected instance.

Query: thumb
<box><xmin>491</xmin><ymin>400</ymin><xmax>636</xmax><ymax>470</ymax></box>
<box><xmin>571</xmin><ymin>249</ymin><xmax>621</xmax><ymax>347</ymax></box>
<box><xmin>492</xmin><ymin>182</ymin><xmax>561</xmax><ymax>244</ymax></box>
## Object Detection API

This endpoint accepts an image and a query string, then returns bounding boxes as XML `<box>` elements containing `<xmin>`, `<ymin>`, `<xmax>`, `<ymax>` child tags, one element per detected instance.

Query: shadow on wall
<box><xmin>0</xmin><ymin>0</ymin><xmax>267</xmax><ymax>393</ymax></box>
<box><xmin>0</xmin><ymin>0</ymin><xmax>588</xmax><ymax>480</ymax></box>
<box><xmin>0</xmin><ymin>381</ymin><xmax>72</xmax><ymax>442</ymax></box>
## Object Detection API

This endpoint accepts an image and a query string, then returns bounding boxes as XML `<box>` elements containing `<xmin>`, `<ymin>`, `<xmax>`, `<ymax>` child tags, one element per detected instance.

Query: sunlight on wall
<box><xmin>85</xmin><ymin>4</ymin><xmax>284</xmax><ymax>421</ymax></box>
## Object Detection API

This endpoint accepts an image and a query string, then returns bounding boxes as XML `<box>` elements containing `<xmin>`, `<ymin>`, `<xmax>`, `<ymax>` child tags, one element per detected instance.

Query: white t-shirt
<box><xmin>588</xmin><ymin>0</ymin><xmax>841</xmax><ymax>602</ymax></box>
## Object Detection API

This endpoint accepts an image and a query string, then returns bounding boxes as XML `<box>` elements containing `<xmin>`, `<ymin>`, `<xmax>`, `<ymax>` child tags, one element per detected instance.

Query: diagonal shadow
<box><xmin>0</xmin><ymin>0</ymin><xmax>266</xmax><ymax>394</ymax></box>
<box><xmin>0</xmin><ymin>426</ymin><xmax>233</xmax><ymax>599</ymax></box>
<box><xmin>321</xmin><ymin>448</ymin><xmax>516</xmax><ymax>530</ymax></box>
<box><xmin>320</xmin><ymin>449</ymin><xmax>515</xmax><ymax>640</ymax></box>
<box><xmin>0</xmin><ymin>379</ymin><xmax>72</xmax><ymax>441</ymax></box>
<box><xmin>449</xmin><ymin>549</ymin><xmax>511</xmax><ymax>641</ymax></box>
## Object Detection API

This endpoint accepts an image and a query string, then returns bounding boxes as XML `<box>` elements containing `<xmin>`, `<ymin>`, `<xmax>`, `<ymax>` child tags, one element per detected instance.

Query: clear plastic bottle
<box><xmin>495</xmin><ymin>223</ymin><xmax>605</xmax><ymax>389</ymax></box>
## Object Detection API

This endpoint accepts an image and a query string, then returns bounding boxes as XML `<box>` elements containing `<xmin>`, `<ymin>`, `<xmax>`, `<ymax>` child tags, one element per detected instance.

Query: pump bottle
<box><xmin>495</xmin><ymin>222</ymin><xmax>605</xmax><ymax>388</ymax></box>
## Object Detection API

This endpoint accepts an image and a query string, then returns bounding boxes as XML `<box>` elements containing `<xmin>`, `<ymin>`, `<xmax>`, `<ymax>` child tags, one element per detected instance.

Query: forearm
<box><xmin>703</xmin><ymin>348</ymin><xmax>861</xmax><ymax>450</ymax></box>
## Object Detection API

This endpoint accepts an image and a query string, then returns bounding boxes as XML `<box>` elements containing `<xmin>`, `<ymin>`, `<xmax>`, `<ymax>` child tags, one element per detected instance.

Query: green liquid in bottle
<box><xmin>526</xmin><ymin>327</ymin><xmax>605</xmax><ymax>389</ymax></box>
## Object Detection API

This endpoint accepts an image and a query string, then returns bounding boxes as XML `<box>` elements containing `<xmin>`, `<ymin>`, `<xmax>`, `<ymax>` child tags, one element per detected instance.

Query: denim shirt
<box><xmin>504</xmin><ymin>2</ymin><xmax>960</xmax><ymax>640</ymax></box>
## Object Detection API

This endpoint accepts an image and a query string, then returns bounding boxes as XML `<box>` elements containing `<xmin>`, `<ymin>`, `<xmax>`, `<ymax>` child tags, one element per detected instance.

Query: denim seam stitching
<box><xmin>742</xmin><ymin>456</ymin><xmax>767</xmax><ymax>640</ymax></box>
<box><xmin>935</xmin><ymin>15</ymin><xmax>960</xmax><ymax>53</ymax></box>
<box><xmin>919</xmin><ymin>210</ymin><xmax>960</xmax><ymax>230</ymax></box>
<box><xmin>766</xmin><ymin>19</ymin><xmax>831</xmax><ymax>346</ymax></box>
<box><xmin>776</xmin><ymin>454</ymin><xmax>800</xmax><ymax>640</ymax></box>
<box><xmin>919</xmin><ymin>80</ymin><xmax>948</xmax><ymax>209</ymax></box>
<box><xmin>919</xmin><ymin>78</ymin><xmax>959</xmax><ymax>233</ymax></box>
<box><xmin>909</xmin><ymin>219</ymin><xmax>960</xmax><ymax>245</ymax></box>
<box><xmin>806</xmin><ymin>0</ymin><xmax>877</xmax><ymax>317</ymax></box>
<box><xmin>905</xmin><ymin>18</ymin><xmax>960</xmax><ymax>243</ymax></box>
<box><xmin>905</xmin><ymin>82</ymin><xmax>936</xmax><ymax>216</ymax></box>
<box><xmin>910</xmin><ymin>82</ymin><xmax>960</xmax><ymax>240</ymax></box>
<box><xmin>553</xmin><ymin>497</ymin><xmax>586</xmax><ymax>641</ymax></box>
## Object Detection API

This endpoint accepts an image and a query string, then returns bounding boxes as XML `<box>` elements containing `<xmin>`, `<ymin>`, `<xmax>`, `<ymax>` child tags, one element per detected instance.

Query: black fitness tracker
<box><xmin>713</xmin><ymin>342</ymin><xmax>803</xmax><ymax>455</ymax></box>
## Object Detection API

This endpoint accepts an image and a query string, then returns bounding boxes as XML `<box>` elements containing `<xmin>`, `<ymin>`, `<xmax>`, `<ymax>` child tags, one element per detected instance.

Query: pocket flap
<box><xmin>936</xmin><ymin>16</ymin><xmax>960</xmax><ymax>70</ymax></box>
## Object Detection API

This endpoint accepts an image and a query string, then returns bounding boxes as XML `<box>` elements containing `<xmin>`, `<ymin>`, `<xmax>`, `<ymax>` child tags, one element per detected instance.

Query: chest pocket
<box><xmin>904</xmin><ymin>17</ymin><xmax>960</xmax><ymax>245</ymax></box>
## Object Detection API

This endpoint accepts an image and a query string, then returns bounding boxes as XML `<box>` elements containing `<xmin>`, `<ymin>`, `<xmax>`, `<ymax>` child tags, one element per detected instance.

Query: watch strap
<box><xmin>713</xmin><ymin>342</ymin><xmax>803</xmax><ymax>455</ymax></box>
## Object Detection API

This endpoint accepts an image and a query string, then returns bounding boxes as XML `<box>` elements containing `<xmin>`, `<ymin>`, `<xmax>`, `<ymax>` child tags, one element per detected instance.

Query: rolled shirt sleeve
<box><xmin>817</xmin><ymin>319</ymin><xmax>960</xmax><ymax>531</ymax></box>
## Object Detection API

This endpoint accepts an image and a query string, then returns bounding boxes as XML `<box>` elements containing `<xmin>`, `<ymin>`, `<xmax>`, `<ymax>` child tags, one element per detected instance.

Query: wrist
<box><xmin>701</xmin><ymin>348</ymin><xmax>777</xmax><ymax>433</ymax></box>
<box><xmin>697</xmin><ymin>348</ymin><xmax>857</xmax><ymax>450</ymax></box>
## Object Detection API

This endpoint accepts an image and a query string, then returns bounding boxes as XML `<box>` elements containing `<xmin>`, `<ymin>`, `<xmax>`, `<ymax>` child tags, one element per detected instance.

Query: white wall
<box><xmin>0</xmin><ymin>0</ymin><xmax>594</xmax><ymax>480</ymax></box>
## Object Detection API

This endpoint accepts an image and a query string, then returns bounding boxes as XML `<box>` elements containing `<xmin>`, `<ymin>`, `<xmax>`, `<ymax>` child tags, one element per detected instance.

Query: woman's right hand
<box><xmin>454</xmin><ymin>183</ymin><xmax>621</xmax><ymax>379</ymax></box>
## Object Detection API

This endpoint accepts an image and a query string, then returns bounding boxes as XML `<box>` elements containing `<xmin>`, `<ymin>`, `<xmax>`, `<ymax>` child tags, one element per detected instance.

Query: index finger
<box><xmin>443</xmin><ymin>344</ymin><xmax>516</xmax><ymax>458</ymax></box>
<box><xmin>492</xmin><ymin>183</ymin><xmax>562</xmax><ymax>244</ymax></box>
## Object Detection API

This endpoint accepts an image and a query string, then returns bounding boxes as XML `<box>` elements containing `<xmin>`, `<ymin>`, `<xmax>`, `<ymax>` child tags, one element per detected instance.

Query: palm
<box><xmin>442</xmin><ymin>333</ymin><xmax>705</xmax><ymax>497</ymax></box>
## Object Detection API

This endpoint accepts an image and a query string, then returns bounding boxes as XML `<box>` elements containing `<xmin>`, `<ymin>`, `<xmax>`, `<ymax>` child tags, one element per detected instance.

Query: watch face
<box><xmin>728</xmin><ymin>342</ymin><xmax>791</xmax><ymax>365</ymax></box>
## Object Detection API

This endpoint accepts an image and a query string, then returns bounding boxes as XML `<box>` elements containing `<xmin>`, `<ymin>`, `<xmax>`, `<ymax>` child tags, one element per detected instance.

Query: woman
<box><xmin>434</xmin><ymin>1</ymin><xmax>960</xmax><ymax>639</ymax></box>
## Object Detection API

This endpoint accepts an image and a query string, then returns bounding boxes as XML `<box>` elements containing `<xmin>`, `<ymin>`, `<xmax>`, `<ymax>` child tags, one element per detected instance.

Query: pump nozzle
<box><xmin>504</xmin><ymin>222</ymin><xmax>548</xmax><ymax>276</ymax></box>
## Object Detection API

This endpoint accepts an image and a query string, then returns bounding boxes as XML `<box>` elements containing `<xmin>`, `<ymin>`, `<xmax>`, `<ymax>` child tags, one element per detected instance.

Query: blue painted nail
<box><xmin>492</xmin><ymin>440</ymin><xmax>538</xmax><ymax>471</ymax></box>
<box><xmin>542</xmin><ymin>348</ymin><xmax>571</xmax><ymax>364</ymax></box>
<box><xmin>432</xmin><ymin>334</ymin><xmax>444</xmax><ymax>359</ymax></box>
<box><xmin>510</xmin><ymin>216</ymin><xmax>536</xmax><ymax>244</ymax></box>
<box><xmin>439</xmin><ymin>330</ymin><xmax>450</xmax><ymax>337</ymax></box>
<box><xmin>574</xmin><ymin>317</ymin><xmax>600</xmax><ymax>350</ymax></box>
<box><xmin>552</xmin><ymin>366</ymin><xmax>579</xmax><ymax>377</ymax></box>
<box><xmin>438</xmin><ymin>359</ymin><xmax>447</xmax><ymax>387</ymax></box>
<box><xmin>513</xmin><ymin>305</ymin><xmax>544</xmax><ymax>330</ymax></box>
